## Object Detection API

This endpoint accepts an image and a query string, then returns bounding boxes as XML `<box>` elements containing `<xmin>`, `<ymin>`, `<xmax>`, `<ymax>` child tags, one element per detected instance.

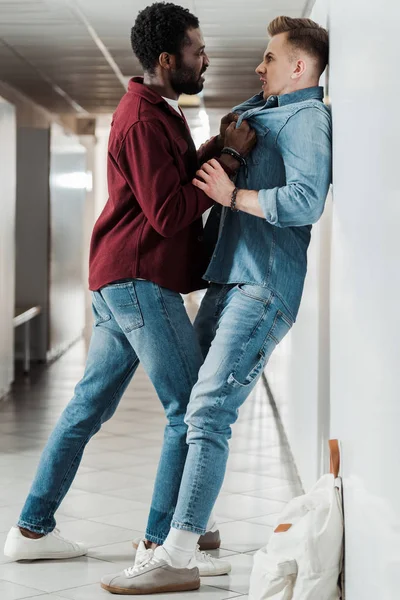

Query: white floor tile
<box><xmin>104</xmin><ymin>484</ymin><xmax>156</xmax><ymax>504</ymax></box>
<box><xmin>218</xmin><ymin>521</ymin><xmax>273</xmax><ymax>553</ymax></box>
<box><xmin>202</xmin><ymin>553</ymin><xmax>254</xmax><ymax>595</ymax></box>
<box><xmin>58</xmin><ymin>581</ymin><xmax>241</xmax><ymax>600</ymax></box>
<box><xmin>80</xmin><ymin>451</ymin><xmax>151</xmax><ymax>471</ymax></box>
<box><xmin>215</xmin><ymin>494</ymin><xmax>287</xmax><ymax>522</ymax></box>
<box><xmin>89</xmin><ymin>508</ymin><xmax>150</xmax><ymax>532</ymax></box>
<box><xmin>71</xmin><ymin>470</ymin><xmax>149</xmax><ymax>494</ymax></box>
<box><xmin>54</xmin><ymin>519</ymin><xmax>141</xmax><ymax>547</ymax></box>
<box><xmin>0</xmin><ymin>557</ymin><xmax>114</xmax><ymax>594</ymax></box>
<box><xmin>246</xmin><ymin>483</ymin><xmax>302</xmax><ymax>502</ymax></box>
<box><xmin>28</xmin><ymin>595</ymin><xmax>72</xmax><ymax>600</ymax></box>
<box><xmin>246</xmin><ymin>513</ymin><xmax>281</xmax><ymax>527</ymax></box>
<box><xmin>86</xmin><ymin>540</ymin><xmax>136</xmax><ymax>567</ymax></box>
<box><xmin>221</xmin><ymin>471</ymin><xmax>290</xmax><ymax>495</ymax></box>
<box><xmin>59</xmin><ymin>492</ymin><xmax>148</xmax><ymax>520</ymax></box>
<box><xmin>0</xmin><ymin>579</ymin><xmax>43</xmax><ymax>600</ymax></box>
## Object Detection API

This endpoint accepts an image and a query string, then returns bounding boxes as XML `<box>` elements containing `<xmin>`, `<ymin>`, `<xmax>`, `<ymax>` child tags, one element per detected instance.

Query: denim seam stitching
<box><xmin>229</xmin><ymin>293</ymin><xmax>272</xmax><ymax>382</ymax></box>
<box><xmin>155</xmin><ymin>285</ymin><xmax>195</xmax><ymax>391</ymax></box>
<box><xmin>45</xmin><ymin>357</ymin><xmax>139</xmax><ymax>524</ymax></box>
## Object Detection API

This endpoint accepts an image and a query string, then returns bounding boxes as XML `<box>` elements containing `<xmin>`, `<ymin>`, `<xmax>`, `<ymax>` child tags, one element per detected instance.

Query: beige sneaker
<box><xmin>101</xmin><ymin>555</ymin><xmax>200</xmax><ymax>595</ymax></box>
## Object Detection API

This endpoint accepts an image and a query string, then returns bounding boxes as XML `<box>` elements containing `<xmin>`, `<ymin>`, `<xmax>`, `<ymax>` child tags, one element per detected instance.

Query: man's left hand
<box><xmin>193</xmin><ymin>159</ymin><xmax>235</xmax><ymax>206</ymax></box>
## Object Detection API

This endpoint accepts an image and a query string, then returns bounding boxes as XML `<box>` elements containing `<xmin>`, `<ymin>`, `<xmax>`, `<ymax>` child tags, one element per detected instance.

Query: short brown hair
<box><xmin>268</xmin><ymin>16</ymin><xmax>329</xmax><ymax>75</ymax></box>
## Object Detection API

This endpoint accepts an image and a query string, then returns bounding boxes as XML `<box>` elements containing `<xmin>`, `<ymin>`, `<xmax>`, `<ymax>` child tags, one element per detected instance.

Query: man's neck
<box><xmin>279</xmin><ymin>81</ymin><xmax>320</xmax><ymax>97</ymax></box>
<box><xmin>143</xmin><ymin>73</ymin><xmax>179</xmax><ymax>101</ymax></box>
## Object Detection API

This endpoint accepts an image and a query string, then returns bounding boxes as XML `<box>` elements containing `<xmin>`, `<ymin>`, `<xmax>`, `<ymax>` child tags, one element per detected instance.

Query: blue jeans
<box><xmin>18</xmin><ymin>280</ymin><xmax>203</xmax><ymax>544</ymax></box>
<box><xmin>171</xmin><ymin>283</ymin><xmax>293</xmax><ymax>534</ymax></box>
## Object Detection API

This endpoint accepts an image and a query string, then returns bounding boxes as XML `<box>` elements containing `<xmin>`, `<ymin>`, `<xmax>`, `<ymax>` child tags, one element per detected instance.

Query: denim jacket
<box><xmin>204</xmin><ymin>86</ymin><xmax>332</xmax><ymax>321</ymax></box>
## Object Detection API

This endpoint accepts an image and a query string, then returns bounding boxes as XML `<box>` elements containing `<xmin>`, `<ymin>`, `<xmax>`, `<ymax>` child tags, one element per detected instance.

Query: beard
<box><xmin>170</xmin><ymin>58</ymin><xmax>206</xmax><ymax>95</ymax></box>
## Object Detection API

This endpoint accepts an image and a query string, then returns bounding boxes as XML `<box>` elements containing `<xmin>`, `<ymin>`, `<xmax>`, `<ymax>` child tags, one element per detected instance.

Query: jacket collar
<box><xmin>128</xmin><ymin>77</ymin><xmax>166</xmax><ymax>104</ymax></box>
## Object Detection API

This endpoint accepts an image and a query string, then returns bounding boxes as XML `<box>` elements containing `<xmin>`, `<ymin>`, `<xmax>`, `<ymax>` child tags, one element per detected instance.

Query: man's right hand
<box><xmin>224</xmin><ymin>120</ymin><xmax>257</xmax><ymax>157</ymax></box>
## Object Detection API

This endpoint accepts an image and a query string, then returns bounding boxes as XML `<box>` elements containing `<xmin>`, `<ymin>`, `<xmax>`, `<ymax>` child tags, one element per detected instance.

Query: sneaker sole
<box><xmin>200</xmin><ymin>565</ymin><xmax>232</xmax><ymax>577</ymax></box>
<box><xmin>101</xmin><ymin>579</ymin><xmax>201</xmax><ymax>595</ymax></box>
<box><xmin>5</xmin><ymin>549</ymin><xmax>87</xmax><ymax>561</ymax></box>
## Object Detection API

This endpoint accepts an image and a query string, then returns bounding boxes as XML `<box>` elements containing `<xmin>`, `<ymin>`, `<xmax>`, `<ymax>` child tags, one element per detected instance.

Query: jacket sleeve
<box><xmin>258</xmin><ymin>107</ymin><xmax>332</xmax><ymax>228</ymax></box>
<box><xmin>117</xmin><ymin>120</ymin><xmax>214</xmax><ymax>238</ymax></box>
<box><xmin>197</xmin><ymin>135</ymin><xmax>222</xmax><ymax>164</ymax></box>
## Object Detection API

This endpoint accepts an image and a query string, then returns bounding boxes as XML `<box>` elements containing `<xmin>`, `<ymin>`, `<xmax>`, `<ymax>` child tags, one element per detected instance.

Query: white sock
<box><xmin>206</xmin><ymin>510</ymin><xmax>218</xmax><ymax>532</ymax></box>
<box><xmin>160</xmin><ymin>527</ymin><xmax>199</xmax><ymax>568</ymax></box>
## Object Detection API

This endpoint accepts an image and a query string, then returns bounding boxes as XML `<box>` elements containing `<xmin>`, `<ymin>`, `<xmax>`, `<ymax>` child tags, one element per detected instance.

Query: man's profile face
<box><xmin>255</xmin><ymin>33</ymin><xmax>296</xmax><ymax>99</ymax></box>
<box><xmin>170</xmin><ymin>28</ymin><xmax>210</xmax><ymax>95</ymax></box>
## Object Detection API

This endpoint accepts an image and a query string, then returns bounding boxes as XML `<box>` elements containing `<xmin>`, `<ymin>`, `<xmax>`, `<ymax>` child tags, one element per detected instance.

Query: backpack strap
<box><xmin>329</xmin><ymin>439</ymin><xmax>340</xmax><ymax>478</ymax></box>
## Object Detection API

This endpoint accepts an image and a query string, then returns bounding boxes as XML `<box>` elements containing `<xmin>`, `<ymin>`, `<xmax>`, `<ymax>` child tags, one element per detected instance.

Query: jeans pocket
<box><xmin>237</xmin><ymin>284</ymin><xmax>273</xmax><ymax>304</ymax></box>
<box><xmin>91</xmin><ymin>292</ymin><xmax>111</xmax><ymax>326</ymax></box>
<box><xmin>102</xmin><ymin>281</ymin><xmax>144</xmax><ymax>334</ymax></box>
<box><xmin>227</xmin><ymin>308</ymin><xmax>293</xmax><ymax>389</ymax></box>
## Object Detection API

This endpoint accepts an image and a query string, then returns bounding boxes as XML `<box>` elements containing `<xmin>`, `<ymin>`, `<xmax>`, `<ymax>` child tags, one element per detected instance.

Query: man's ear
<box><xmin>291</xmin><ymin>59</ymin><xmax>307</xmax><ymax>80</ymax></box>
<box><xmin>159</xmin><ymin>52</ymin><xmax>177</xmax><ymax>71</ymax></box>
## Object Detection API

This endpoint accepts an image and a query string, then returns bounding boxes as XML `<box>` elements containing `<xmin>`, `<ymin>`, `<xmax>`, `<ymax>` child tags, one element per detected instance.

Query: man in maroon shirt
<box><xmin>5</xmin><ymin>1</ymin><xmax>255</xmax><ymax>585</ymax></box>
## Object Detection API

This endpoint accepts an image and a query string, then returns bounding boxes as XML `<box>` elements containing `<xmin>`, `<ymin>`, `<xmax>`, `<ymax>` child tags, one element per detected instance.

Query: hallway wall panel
<box><xmin>0</xmin><ymin>98</ymin><xmax>16</xmax><ymax>398</ymax></box>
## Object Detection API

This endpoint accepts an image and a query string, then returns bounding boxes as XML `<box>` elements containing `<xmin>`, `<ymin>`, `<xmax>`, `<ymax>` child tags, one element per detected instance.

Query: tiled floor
<box><xmin>0</xmin><ymin>329</ymin><xmax>302</xmax><ymax>600</ymax></box>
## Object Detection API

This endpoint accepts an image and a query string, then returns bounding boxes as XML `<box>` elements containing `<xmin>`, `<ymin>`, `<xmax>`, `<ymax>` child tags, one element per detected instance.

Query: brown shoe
<box><xmin>198</xmin><ymin>529</ymin><xmax>221</xmax><ymax>551</ymax></box>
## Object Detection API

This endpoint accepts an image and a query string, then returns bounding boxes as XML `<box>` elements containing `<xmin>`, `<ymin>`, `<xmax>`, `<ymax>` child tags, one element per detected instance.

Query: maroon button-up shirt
<box><xmin>89</xmin><ymin>77</ymin><xmax>221</xmax><ymax>294</ymax></box>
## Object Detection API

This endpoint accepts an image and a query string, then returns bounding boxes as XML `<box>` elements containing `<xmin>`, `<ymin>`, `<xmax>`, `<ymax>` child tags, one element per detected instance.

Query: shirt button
<box><xmin>197</xmin><ymin>235</ymin><xmax>203</xmax><ymax>242</ymax></box>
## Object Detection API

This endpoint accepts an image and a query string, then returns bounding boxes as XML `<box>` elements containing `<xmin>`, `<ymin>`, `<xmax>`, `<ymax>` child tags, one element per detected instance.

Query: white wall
<box><xmin>267</xmin><ymin>0</ymin><xmax>400</xmax><ymax>597</ymax></box>
<box><xmin>0</xmin><ymin>98</ymin><xmax>16</xmax><ymax>398</ymax></box>
<box><xmin>266</xmin><ymin>3</ymin><xmax>331</xmax><ymax>492</ymax></box>
<box><xmin>48</xmin><ymin>124</ymin><xmax>87</xmax><ymax>360</ymax></box>
<box><xmin>329</xmin><ymin>0</ymin><xmax>400</xmax><ymax>597</ymax></box>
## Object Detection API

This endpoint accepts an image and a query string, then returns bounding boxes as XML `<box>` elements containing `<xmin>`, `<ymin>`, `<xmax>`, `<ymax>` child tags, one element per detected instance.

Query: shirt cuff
<box><xmin>258</xmin><ymin>188</ymin><xmax>279</xmax><ymax>224</ymax></box>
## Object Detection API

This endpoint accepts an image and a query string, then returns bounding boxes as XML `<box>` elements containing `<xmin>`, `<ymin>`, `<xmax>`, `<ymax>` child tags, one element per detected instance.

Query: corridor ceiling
<box><xmin>0</xmin><ymin>0</ymin><xmax>312</xmax><ymax>114</ymax></box>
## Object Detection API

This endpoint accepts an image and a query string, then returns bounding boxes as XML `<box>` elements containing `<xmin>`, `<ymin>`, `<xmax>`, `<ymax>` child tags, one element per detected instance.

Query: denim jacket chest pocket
<box><xmin>247</xmin><ymin>126</ymin><xmax>271</xmax><ymax>166</ymax></box>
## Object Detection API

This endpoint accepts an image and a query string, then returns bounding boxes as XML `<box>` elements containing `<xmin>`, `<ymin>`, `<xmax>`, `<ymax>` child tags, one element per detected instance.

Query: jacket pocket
<box><xmin>174</xmin><ymin>136</ymin><xmax>189</xmax><ymax>154</ymax></box>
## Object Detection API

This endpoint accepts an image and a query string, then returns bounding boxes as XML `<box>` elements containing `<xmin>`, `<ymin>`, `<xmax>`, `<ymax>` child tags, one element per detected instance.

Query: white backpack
<box><xmin>249</xmin><ymin>440</ymin><xmax>344</xmax><ymax>600</ymax></box>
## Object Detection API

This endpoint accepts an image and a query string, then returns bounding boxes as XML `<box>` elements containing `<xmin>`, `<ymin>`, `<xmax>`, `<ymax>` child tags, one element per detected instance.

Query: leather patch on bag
<box><xmin>274</xmin><ymin>523</ymin><xmax>292</xmax><ymax>533</ymax></box>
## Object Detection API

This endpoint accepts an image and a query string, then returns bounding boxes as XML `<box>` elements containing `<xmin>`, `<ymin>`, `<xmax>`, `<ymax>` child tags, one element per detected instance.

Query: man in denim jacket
<box><xmin>101</xmin><ymin>15</ymin><xmax>332</xmax><ymax>595</ymax></box>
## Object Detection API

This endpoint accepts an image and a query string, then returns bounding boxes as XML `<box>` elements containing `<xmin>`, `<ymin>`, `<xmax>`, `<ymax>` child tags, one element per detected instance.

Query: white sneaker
<box><xmin>194</xmin><ymin>545</ymin><xmax>231</xmax><ymax>576</ymax></box>
<box><xmin>4</xmin><ymin>526</ymin><xmax>88</xmax><ymax>561</ymax></box>
<box><xmin>134</xmin><ymin>540</ymin><xmax>231</xmax><ymax>577</ymax></box>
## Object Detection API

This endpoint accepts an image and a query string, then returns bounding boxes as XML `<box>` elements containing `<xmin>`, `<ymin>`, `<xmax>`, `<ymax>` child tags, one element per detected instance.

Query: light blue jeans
<box><xmin>171</xmin><ymin>283</ymin><xmax>293</xmax><ymax>534</ymax></box>
<box><xmin>18</xmin><ymin>279</ymin><xmax>204</xmax><ymax>544</ymax></box>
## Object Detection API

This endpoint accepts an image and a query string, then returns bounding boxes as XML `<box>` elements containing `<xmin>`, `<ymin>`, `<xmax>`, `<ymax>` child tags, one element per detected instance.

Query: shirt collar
<box><xmin>233</xmin><ymin>86</ymin><xmax>324</xmax><ymax>114</ymax></box>
<box><xmin>267</xmin><ymin>86</ymin><xmax>324</xmax><ymax>108</ymax></box>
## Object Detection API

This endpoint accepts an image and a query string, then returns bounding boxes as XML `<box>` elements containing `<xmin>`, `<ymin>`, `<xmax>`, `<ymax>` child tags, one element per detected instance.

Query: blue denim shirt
<box><xmin>204</xmin><ymin>86</ymin><xmax>332</xmax><ymax>321</ymax></box>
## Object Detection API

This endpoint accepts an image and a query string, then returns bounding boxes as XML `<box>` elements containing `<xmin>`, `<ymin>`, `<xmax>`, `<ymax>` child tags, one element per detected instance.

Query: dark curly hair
<box><xmin>131</xmin><ymin>2</ymin><xmax>199</xmax><ymax>74</ymax></box>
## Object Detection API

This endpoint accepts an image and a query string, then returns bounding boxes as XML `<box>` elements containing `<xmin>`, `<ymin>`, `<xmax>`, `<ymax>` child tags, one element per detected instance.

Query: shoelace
<box><xmin>125</xmin><ymin>556</ymin><xmax>160</xmax><ymax>577</ymax></box>
<box><xmin>135</xmin><ymin>547</ymin><xmax>153</xmax><ymax>567</ymax></box>
<box><xmin>195</xmin><ymin>544</ymin><xmax>214</xmax><ymax>563</ymax></box>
